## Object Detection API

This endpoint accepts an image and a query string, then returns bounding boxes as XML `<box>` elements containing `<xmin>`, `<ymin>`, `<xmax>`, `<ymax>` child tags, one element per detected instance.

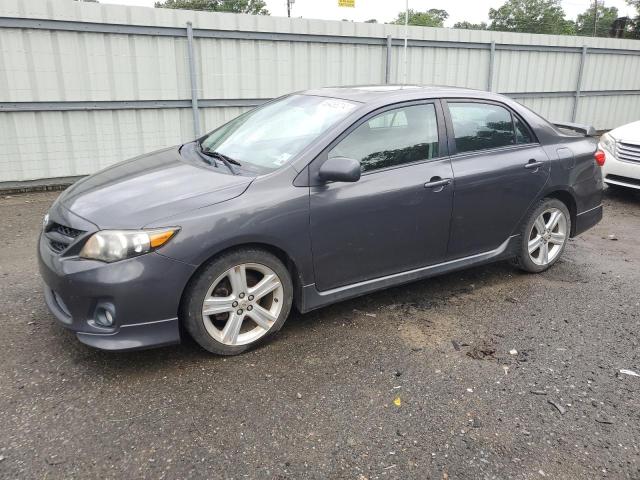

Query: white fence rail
<box><xmin>1</xmin><ymin>0</ymin><xmax>640</xmax><ymax>183</ymax></box>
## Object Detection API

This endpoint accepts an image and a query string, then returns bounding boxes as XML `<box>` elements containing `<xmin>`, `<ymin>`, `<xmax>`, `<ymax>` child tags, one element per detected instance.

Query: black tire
<box><xmin>181</xmin><ymin>248</ymin><xmax>293</xmax><ymax>355</ymax></box>
<box><xmin>512</xmin><ymin>198</ymin><xmax>571</xmax><ymax>273</ymax></box>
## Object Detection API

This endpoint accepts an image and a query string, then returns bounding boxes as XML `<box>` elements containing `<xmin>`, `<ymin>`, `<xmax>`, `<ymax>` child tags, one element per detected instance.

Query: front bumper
<box><xmin>38</xmin><ymin>227</ymin><xmax>197</xmax><ymax>351</ymax></box>
<box><xmin>599</xmin><ymin>145</ymin><xmax>640</xmax><ymax>190</ymax></box>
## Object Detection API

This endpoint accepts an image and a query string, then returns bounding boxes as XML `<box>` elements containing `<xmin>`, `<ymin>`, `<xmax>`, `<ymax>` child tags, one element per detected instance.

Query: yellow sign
<box><xmin>338</xmin><ymin>0</ymin><xmax>355</xmax><ymax>7</ymax></box>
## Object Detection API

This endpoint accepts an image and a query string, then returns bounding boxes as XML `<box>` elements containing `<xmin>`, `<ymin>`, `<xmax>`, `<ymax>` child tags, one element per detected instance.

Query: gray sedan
<box><xmin>38</xmin><ymin>86</ymin><xmax>604</xmax><ymax>355</ymax></box>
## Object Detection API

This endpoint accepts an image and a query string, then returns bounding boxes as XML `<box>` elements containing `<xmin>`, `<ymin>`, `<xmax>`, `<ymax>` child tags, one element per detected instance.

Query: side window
<box><xmin>514</xmin><ymin>116</ymin><xmax>534</xmax><ymax>144</ymax></box>
<box><xmin>328</xmin><ymin>104</ymin><xmax>439</xmax><ymax>173</ymax></box>
<box><xmin>448</xmin><ymin>102</ymin><xmax>515</xmax><ymax>154</ymax></box>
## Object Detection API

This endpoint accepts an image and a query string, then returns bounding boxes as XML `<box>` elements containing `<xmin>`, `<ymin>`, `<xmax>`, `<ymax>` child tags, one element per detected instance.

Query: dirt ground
<box><xmin>0</xmin><ymin>188</ymin><xmax>639</xmax><ymax>480</ymax></box>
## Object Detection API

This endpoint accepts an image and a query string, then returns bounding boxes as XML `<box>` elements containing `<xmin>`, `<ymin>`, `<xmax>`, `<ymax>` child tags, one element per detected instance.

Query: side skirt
<box><xmin>299</xmin><ymin>235</ymin><xmax>520</xmax><ymax>313</ymax></box>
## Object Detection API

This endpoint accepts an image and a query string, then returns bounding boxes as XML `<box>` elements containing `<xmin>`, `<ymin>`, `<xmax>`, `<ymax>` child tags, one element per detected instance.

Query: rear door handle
<box><xmin>424</xmin><ymin>177</ymin><xmax>452</xmax><ymax>190</ymax></box>
<box><xmin>525</xmin><ymin>160</ymin><xmax>544</xmax><ymax>170</ymax></box>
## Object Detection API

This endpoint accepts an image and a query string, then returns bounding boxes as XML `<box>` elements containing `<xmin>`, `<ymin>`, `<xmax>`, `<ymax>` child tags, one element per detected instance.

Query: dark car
<box><xmin>38</xmin><ymin>86</ymin><xmax>604</xmax><ymax>355</ymax></box>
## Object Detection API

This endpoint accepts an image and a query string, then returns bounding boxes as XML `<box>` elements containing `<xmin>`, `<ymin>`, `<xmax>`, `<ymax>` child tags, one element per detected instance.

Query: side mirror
<box><xmin>318</xmin><ymin>157</ymin><xmax>361</xmax><ymax>183</ymax></box>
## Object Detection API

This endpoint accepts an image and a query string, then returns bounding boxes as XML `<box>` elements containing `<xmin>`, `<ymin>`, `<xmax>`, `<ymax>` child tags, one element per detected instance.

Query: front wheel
<box><xmin>513</xmin><ymin>198</ymin><xmax>571</xmax><ymax>273</ymax></box>
<box><xmin>182</xmin><ymin>248</ymin><xmax>293</xmax><ymax>355</ymax></box>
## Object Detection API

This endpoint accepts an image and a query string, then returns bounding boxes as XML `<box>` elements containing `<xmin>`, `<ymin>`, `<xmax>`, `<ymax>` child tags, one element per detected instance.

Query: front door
<box><xmin>309</xmin><ymin>102</ymin><xmax>454</xmax><ymax>291</ymax></box>
<box><xmin>444</xmin><ymin>100</ymin><xmax>550</xmax><ymax>258</ymax></box>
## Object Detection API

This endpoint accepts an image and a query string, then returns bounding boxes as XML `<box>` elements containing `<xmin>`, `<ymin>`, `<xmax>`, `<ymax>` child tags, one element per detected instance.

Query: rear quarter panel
<box><xmin>500</xmin><ymin>97</ymin><xmax>602</xmax><ymax>216</ymax></box>
<box><xmin>541</xmin><ymin>135</ymin><xmax>602</xmax><ymax>214</ymax></box>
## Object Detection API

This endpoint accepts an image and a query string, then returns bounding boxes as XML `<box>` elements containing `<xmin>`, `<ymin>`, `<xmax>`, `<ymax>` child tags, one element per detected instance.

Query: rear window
<box><xmin>514</xmin><ymin>101</ymin><xmax>556</xmax><ymax>134</ymax></box>
<box><xmin>449</xmin><ymin>103</ymin><xmax>515</xmax><ymax>153</ymax></box>
<box><xmin>515</xmin><ymin>116</ymin><xmax>533</xmax><ymax>143</ymax></box>
<box><xmin>448</xmin><ymin>102</ymin><xmax>536</xmax><ymax>154</ymax></box>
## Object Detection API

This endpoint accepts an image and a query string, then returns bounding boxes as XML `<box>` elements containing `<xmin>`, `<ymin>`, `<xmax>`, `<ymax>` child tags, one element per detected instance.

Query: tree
<box><xmin>488</xmin><ymin>0</ymin><xmax>574</xmax><ymax>34</ymax></box>
<box><xmin>575</xmin><ymin>4</ymin><xmax>618</xmax><ymax>36</ymax></box>
<box><xmin>453</xmin><ymin>21</ymin><xmax>488</xmax><ymax>30</ymax></box>
<box><xmin>391</xmin><ymin>9</ymin><xmax>449</xmax><ymax>28</ymax></box>
<box><xmin>627</xmin><ymin>0</ymin><xmax>640</xmax><ymax>38</ymax></box>
<box><xmin>364</xmin><ymin>19</ymin><xmax>378</xmax><ymax>24</ymax></box>
<box><xmin>154</xmin><ymin>0</ymin><xmax>269</xmax><ymax>15</ymax></box>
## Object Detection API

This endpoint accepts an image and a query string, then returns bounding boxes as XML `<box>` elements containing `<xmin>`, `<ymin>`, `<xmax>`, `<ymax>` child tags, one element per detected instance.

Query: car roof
<box><xmin>300</xmin><ymin>85</ymin><xmax>501</xmax><ymax>104</ymax></box>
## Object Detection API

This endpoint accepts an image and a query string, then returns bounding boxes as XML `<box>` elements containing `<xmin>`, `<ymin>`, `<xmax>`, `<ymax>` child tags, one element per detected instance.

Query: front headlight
<box><xmin>601</xmin><ymin>132</ymin><xmax>616</xmax><ymax>154</ymax></box>
<box><xmin>79</xmin><ymin>228</ymin><xmax>179</xmax><ymax>263</ymax></box>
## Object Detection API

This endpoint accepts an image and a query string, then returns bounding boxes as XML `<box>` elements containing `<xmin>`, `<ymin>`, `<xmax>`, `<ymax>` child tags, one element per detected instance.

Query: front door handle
<box><xmin>424</xmin><ymin>177</ymin><xmax>452</xmax><ymax>191</ymax></box>
<box><xmin>525</xmin><ymin>159</ymin><xmax>544</xmax><ymax>170</ymax></box>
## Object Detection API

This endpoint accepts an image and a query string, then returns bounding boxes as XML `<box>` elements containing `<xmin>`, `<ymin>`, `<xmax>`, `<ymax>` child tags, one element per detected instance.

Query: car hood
<box><xmin>609</xmin><ymin>120</ymin><xmax>640</xmax><ymax>144</ymax></box>
<box><xmin>59</xmin><ymin>146</ymin><xmax>253</xmax><ymax>229</ymax></box>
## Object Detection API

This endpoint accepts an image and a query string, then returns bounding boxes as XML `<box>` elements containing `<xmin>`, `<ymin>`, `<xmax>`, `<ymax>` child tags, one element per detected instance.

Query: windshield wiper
<box><xmin>204</xmin><ymin>151</ymin><xmax>241</xmax><ymax>175</ymax></box>
<box><xmin>198</xmin><ymin>143</ymin><xmax>241</xmax><ymax>175</ymax></box>
<box><xmin>195</xmin><ymin>141</ymin><xmax>218</xmax><ymax>168</ymax></box>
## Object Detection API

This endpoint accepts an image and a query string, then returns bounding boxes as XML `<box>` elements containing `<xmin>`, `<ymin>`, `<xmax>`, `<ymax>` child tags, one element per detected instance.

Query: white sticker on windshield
<box><xmin>273</xmin><ymin>153</ymin><xmax>292</xmax><ymax>166</ymax></box>
<box><xmin>318</xmin><ymin>99</ymin><xmax>356</xmax><ymax>113</ymax></box>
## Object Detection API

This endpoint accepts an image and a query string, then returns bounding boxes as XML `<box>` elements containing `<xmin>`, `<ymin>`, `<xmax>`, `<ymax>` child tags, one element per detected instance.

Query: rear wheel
<box><xmin>182</xmin><ymin>248</ymin><xmax>293</xmax><ymax>355</ymax></box>
<box><xmin>513</xmin><ymin>198</ymin><xmax>571</xmax><ymax>273</ymax></box>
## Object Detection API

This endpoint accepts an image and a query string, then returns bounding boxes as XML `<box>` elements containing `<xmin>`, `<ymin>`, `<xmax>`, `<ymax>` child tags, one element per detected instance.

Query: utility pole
<box><xmin>402</xmin><ymin>0</ymin><xmax>408</xmax><ymax>85</ymax></box>
<box><xmin>287</xmin><ymin>0</ymin><xmax>292</xmax><ymax>18</ymax></box>
<box><xmin>593</xmin><ymin>0</ymin><xmax>598</xmax><ymax>37</ymax></box>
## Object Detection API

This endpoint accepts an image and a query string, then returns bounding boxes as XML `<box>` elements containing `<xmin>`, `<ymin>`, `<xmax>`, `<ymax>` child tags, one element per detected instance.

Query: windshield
<box><xmin>200</xmin><ymin>95</ymin><xmax>358</xmax><ymax>170</ymax></box>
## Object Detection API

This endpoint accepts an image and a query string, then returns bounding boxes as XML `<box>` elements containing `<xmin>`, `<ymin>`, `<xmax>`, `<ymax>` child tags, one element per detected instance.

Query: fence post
<box><xmin>186</xmin><ymin>21</ymin><xmax>201</xmax><ymax>138</ymax></box>
<box><xmin>488</xmin><ymin>40</ymin><xmax>496</xmax><ymax>92</ymax></box>
<box><xmin>385</xmin><ymin>35</ymin><xmax>392</xmax><ymax>84</ymax></box>
<box><xmin>572</xmin><ymin>45</ymin><xmax>588</xmax><ymax>122</ymax></box>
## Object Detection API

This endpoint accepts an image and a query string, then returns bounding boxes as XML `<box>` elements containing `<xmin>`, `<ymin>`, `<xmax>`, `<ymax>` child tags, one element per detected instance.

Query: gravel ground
<box><xmin>0</xmin><ymin>188</ymin><xmax>639</xmax><ymax>480</ymax></box>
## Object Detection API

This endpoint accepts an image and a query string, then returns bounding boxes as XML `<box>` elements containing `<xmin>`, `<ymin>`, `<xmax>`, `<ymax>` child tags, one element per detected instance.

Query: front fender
<box><xmin>146</xmin><ymin>176</ymin><xmax>315</xmax><ymax>287</ymax></box>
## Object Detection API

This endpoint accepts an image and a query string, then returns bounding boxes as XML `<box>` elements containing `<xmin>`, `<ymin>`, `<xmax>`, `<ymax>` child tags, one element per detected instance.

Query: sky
<box><xmin>97</xmin><ymin>0</ymin><xmax>637</xmax><ymax>27</ymax></box>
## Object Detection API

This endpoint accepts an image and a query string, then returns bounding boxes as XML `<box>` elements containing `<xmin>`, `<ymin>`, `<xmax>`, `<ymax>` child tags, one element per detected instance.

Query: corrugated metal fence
<box><xmin>1</xmin><ymin>0</ymin><xmax>640</xmax><ymax>183</ymax></box>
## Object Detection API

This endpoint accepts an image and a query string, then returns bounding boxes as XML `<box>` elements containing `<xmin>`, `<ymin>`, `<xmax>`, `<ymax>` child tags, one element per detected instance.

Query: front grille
<box><xmin>53</xmin><ymin>224</ymin><xmax>83</xmax><ymax>238</ymax></box>
<box><xmin>45</xmin><ymin>222</ymin><xmax>86</xmax><ymax>254</ymax></box>
<box><xmin>606</xmin><ymin>174</ymin><xmax>640</xmax><ymax>187</ymax></box>
<box><xmin>616</xmin><ymin>142</ymin><xmax>640</xmax><ymax>163</ymax></box>
<box><xmin>49</xmin><ymin>241</ymin><xmax>68</xmax><ymax>253</ymax></box>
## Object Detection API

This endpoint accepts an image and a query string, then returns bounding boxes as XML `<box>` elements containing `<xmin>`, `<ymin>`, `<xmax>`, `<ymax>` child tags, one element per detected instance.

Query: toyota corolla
<box><xmin>38</xmin><ymin>86</ymin><xmax>604</xmax><ymax>355</ymax></box>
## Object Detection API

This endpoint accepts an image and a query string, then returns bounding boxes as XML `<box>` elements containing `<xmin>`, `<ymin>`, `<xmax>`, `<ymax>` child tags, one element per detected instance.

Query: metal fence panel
<box><xmin>511</xmin><ymin>96</ymin><xmax>576</xmax><ymax>125</ymax></box>
<box><xmin>1</xmin><ymin>0</ymin><xmax>639</xmax><ymax>183</ymax></box>
<box><xmin>0</xmin><ymin>28</ymin><xmax>192</xmax><ymax>102</ymax></box>
<box><xmin>195</xmin><ymin>39</ymin><xmax>387</xmax><ymax>99</ymax></box>
<box><xmin>0</xmin><ymin>106</ymin><xmax>249</xmax><ymax>181</ymax></box>
<box><xmin>494</xmin><ymin>50</ymin><xmax>582</xmax><ymax>93</ymax></box>
<box><xmin>393</xmin><ymin>46</ymin><xmax>491</xmax><ymax>90</ymax></box>
<box><xmin>577</xmin><ymin>94</ymin><xmax>640</xmax><ymax>128</ymax></box>
<box><xmin>581</xmin><ymin>52</ymin><xmax>640</xmax><ymax>91</ymax></box>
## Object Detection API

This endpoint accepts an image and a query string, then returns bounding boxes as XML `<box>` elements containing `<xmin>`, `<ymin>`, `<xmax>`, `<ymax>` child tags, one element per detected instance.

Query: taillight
<box><xmin>594</xmin><ymin>149</ymin><xmax>606</xmax><ymax>167</ymax></box>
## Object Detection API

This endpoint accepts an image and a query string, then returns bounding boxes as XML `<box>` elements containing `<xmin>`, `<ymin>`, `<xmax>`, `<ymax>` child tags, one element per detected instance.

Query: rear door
<box><xmin>444</xmin><ymin>100</ymin><xmax>550</xmax><ymax>258</ymax></box>
<box><xmin>309</xmin><ymin>101</ymin><xmax>454</xmax><ymax>291</ymax></box>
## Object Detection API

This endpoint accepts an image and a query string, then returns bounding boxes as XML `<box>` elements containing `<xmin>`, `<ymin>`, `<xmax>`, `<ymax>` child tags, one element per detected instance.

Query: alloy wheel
<box><xmin>527</xmin><ymin>207</ymin><xmax>568</xmax><ymax>266</ymax></box>
<box><xmin>201</xmin><ymin>263</ymin><xmax>284</xmax><ymax>346</ymax></box>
